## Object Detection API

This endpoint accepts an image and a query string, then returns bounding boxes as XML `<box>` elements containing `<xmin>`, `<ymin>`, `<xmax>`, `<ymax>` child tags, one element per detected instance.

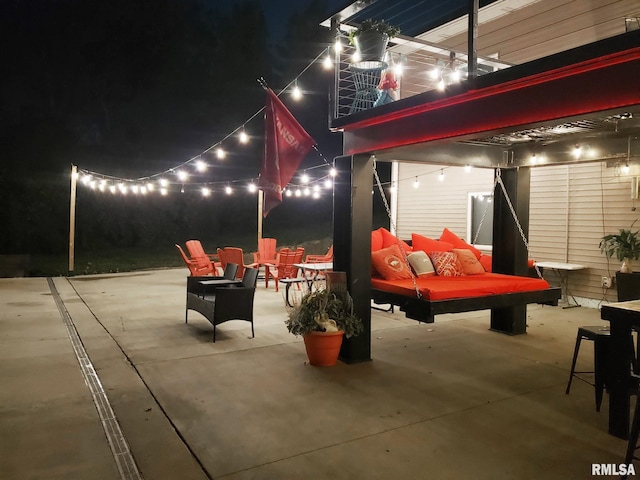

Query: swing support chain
<box><xmin>373</xmin><ymin>159</ymin><xmax>422</xmax><ymax>299</ymax></box>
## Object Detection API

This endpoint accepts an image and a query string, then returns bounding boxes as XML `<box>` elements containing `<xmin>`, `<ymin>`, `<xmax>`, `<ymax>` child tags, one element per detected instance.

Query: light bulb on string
<box><xmin>285</xmin><ymin>189</ymin><xmax>292</xmax><ymax>197</ymax></box>
<box><xmin>140</xmin><ymin>186</ymin><xmax>147</xmax><ymax>195</ymax></box>
<box><xmin>160</xmin><ymin>187</ymin><xmax>168</xmax><ymax>196</ymax></box>
<box><xmin>109</xmin><ymin>185</ymin><xmax>117</xmax><ymax>194</ymax></box>
<box><xmin>329</xmin><ymin>167</ymin><xmax>337</xmax><ymax>177</ymax></box>
<box><xmin>131</xmin><ymin>184</ymin><xmax>139</xmax><ymax>194</ymax></box>
<box><xmin>177</xmin><ymin>170</ymin><xmax>188</xmax><ymax>182</ymax></box>
<box><xmin>216</xmin><ymin>147</ymin><xmax>226</xmax><ymax>159</ymax></box>
<box><xmin>195</xmin><ymin>159</ymin><xmax>207</xmax><ymax>172</ymax></box>
<box><xmin>437</xmin><ymin>79</ymin><xmax>446</xmax><ymax>91</ymax></box>
<box><xmin>389</xmin><ymin>182</ymin><xmax>396</xmax><ymax>193</ymax></box>
<box><xmin>248</xmin><ymin>182</ymin><xmax>257</xmax><ymax>193</ymax></box>
<box><xmin>465</xmin><ymin>165</ymin><xmax>472</xmax><ymax>173</ymax></box>
<box><xmin>81</xmin><ymin>174</ymin><xmax>92</xmax><ymax>185</ymax></box>
<box><xmin>159</xmin><ymin>178</ymin><xmax>168</xmax><ymax>187</ymax></box>
<box><xmin>413</xmin><ymin>177</ymin><xmax>420</xmax><ymax>189</ymax></box>
<box><xmin>324</xmin><ymin>178</ymin><xmax>332</xmax><ymax>188</ymax></box>
<box><xmin>303</xmin><ymin>187</ymin><xmax>310</xmax><ymax>196</ymax></box>
<box><xmin>429</xmin><ymin>66</ymin><xmax>440</xmax><ymax>80</ymax></box>
<box><xmin>146</xmin><ymin>182</ymin><xmax>154</xmax><ymax>192</ymax></box>
<box><xmin>239</xmin><ymin>129</ymin><xmax>249</xmax><ymax>144</ymax></box>
<box><xmin>295</xmin><ymin>188</ymin><xmax>302</xmax><ymax>197</ymax></box>
<box><xmin>439</xmin><ymin>169</ymin><xmax>445</xmax><ymax>181</ymax></box>
<box><xmin>622</xmin><ymin>163</ymin><xmax>630</xmax><ymax>175</ymax></box>
<box><xmin>301</xmin><ymin>172</ymin><xmax>309</xmax><ymax>184</ymax></box>
<box><xmin>292</xmin><ymin>80</ymin><xmax>302</xmax><ymax>100</ymax></box>
<box><xmin>202</xmin><ymin>187</ymin><xmax>211</xmax><ymax>197</ymax></box>
<box><xmin>225</xmin><ymin>184</ymin><xmax>233</xmax><ymax>195</ymax></box>
<box><xmin>572</xmin><ymin>145</ymin><xmax>582</xmax><ymax>159</ymax></box>
<box><xmin>313</xmin><ymin>191</ymin><xmax>320</xmax><ymax>199</ymax></box>
<box><xmin>89</xmin><ymin>180</ymin><xmax>96</xmax><ymax>190</ymax></box>
<box><xmin>334</xmin><ymin>37</ymin><xmax>342</xmax><ymax>53</ymax></box>
<box><xmin>313</xmin><ymin>185</ymin><xmax>320</xmax><ymax>193</ymax></box>
<box><xmin>323</xmin><ymin>48</ymin><xmax>332</xmax><ymax>70</ymax></box>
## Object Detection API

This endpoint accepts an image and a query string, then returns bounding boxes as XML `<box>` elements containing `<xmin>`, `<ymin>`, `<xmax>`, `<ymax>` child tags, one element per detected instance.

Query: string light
<box><xmin>292</xmin><ymin>80</ymin><xmax>302</xmax><ymax>100</ymax></box>
<box><xmin>465</xmin><ymin>165</ymin><xmax>472</xmax><ymax>172</ymax></box>
<box><xmin>323</xmin><ymin>47</ymin><xmax>332</xmax><ymax>70</ymax></box>
<box><xmin>301</xmin><ymin>172</ymin><xmax>309</xmax><ymax>184</ymax></box>
<box><xmin>622</xmin><ymin>163</ymin><xmax>630</xmax><ymax>175</ymax></box>
<box><xmin>225</xmin><ymin>184</ymin><xmax>233</xmax><ymax>195</ymax></box>
<box><xmin>439</xmin><ymin>169</ymin><xmax>445</xmax><ymax>181</ymax></box>
<box><xmin>572</xmin><ymin>145</ymin><xmax>582</xmax><ymax>159</ymax></box>
<box><xmin>73</xmin><ymin>47</ymin><xmax>337</xmax><ymax>200</ymax></box>
<box><xmin>201</xmin><ymin>187</ymin><xmax>211</xmax><ymax>197</ymax></box>
<box><xmin>413</xmin><ymin>176</ymin><xmax>420</xmax><ymax>188</ymax></box>
<box><xmin>195</xmin><ymin>159</ymin><xmax>207</xmax><ymax>172</ymax></box>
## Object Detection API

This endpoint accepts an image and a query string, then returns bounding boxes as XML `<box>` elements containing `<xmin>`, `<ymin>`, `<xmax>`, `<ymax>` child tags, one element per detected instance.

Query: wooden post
<box><xmin>68</xmin><ymin>165</ymin><xmax>77</xmax><ymax>274</ymax></box>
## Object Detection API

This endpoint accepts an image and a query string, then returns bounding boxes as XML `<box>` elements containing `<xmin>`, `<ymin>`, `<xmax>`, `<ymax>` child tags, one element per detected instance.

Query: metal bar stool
<box><xmin>565</xmin><ymin>325</ymin><xmax>611</xmax><ymax>411</ymax></box>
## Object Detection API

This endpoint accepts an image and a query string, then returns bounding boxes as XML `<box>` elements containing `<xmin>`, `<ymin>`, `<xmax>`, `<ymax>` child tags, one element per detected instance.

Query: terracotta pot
<box><xmin>303</xmin><ymin>331</ymin><xmax>344</xmax><ymax>366</ymax></box>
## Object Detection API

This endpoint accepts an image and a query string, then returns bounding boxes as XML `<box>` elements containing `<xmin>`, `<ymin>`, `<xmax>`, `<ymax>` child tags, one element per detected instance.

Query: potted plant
<box><xmin>599</xmin><ymin>221</ymin><xmax>640</xmax><ymax>301</ymax></box>
<box><xmin>349</xmin><ymin>19</ymin><xmax>400</xmax><ymax>65</ymax></box>
<box><xmin>285</xmin><ymin>286</ymin><xmax>364</xmax><ymax>366</ymax></box>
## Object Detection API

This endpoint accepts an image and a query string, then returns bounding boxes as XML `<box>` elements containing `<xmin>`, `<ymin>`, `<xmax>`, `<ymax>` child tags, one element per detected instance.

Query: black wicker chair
<box><xmin>186</xmin><ymin>266</ymin><xmax>259</xmax><ymax>342</ymax></box>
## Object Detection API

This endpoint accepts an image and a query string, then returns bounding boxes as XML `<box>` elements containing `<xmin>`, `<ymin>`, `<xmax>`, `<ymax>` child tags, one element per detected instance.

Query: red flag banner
<box><xmin>259</xmin><ymin>88</ymin><xmax>315</xmax><ymax>217</ymax></box>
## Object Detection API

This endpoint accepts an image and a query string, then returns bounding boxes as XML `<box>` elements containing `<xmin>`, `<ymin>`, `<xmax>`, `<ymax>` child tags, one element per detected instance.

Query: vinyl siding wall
<box><xmin>395</xmin><ymin>162</ymin><xmax>639</xmax><ymax>304</ymax></box>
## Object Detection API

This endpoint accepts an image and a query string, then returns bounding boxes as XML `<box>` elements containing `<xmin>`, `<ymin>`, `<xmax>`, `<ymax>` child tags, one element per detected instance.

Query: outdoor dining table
<box><xmin>294</xmin><ymin>262</ymin><xmax>333</xmax><ymax>286</ymax></box>
<box><xmin>600</xmin><ymin>299</ymin><xmax>640</xmax><ymax>439</ymax></box>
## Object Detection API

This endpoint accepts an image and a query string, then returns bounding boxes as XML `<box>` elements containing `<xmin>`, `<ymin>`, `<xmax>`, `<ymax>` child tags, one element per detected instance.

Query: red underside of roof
<box><xmin>342</xmin><ymin>47</ymin><xmax>640</xmax><ymax>155</ymax></box>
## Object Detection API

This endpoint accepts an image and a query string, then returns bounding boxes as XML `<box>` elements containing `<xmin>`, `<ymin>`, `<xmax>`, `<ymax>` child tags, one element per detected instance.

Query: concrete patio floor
<box><xmin>0</xmin><ymin>268</ymin><xmax>631</xmax><ymax>479</ymax></box>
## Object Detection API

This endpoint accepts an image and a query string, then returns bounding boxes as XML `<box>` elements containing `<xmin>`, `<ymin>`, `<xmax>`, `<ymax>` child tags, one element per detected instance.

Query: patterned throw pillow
<box><xmin>371</xmin><ymin>244</ymin><xmax>413</xmax><ymax>281</ymax></box>
<box><xmin>428</xmin><ymin>251</ymin><xmax>464</xmax><ymax>277</ymax></box>
<box><xmin>407</xmin><ymin>251</ymin><xmax>436</xmax><ymax>277</ymax></box>
<box><xmin>453</xmin><ymin>248</ymin><xmax>485</xmax><ymax>275</ymax></box>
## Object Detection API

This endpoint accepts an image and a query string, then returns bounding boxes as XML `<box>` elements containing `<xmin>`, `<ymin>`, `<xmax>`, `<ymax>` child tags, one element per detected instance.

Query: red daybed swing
<box><xmin>369</xmin><ymin>167</ymin><xmax>561</xmax><ymax>325</ymax></box>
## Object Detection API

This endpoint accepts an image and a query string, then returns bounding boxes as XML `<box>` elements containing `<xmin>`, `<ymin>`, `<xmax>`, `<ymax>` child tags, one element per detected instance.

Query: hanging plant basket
<box><xmin>354</xmin><ymin>31</ymin><xmax>389</xmax><ymax>64</ymax></box>
<box><xmin>349</xmin><ymin>19</ymin><xmax>400</xmax><ymax>69</ymax></box>
<box><xmin>303</xmin><ymin>331</ymin><xmax>344</xmax><ymax>366</ymax></box>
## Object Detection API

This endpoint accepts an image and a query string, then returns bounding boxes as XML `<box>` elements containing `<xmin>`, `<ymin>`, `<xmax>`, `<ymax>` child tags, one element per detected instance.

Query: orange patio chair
<box><xmin>175</xmin><ymin>244</ymin><xmax>216</xmax><ymax>276</ymax></box>
<box><xmin>305</xmin><ymin>245</ymin><xmax>333</xmax><ymax>263</ymax></box>
<box><xmin>186</xmin><ymin>240</ymin><xmax>222</xmax><ymax>275</ymax></box>
<box><xmin>251</xmin><ymin>237</ymin><xmax>277</xmax><ymax>266</ymax></box>
<box><xmin>217</xmin><ymin>247</ymin><xmax>251</xmax><ymax>279</ymax></box>
<box><xmin>266</xmin><ymin>247</ymin><xmax>305</xmax><ymax>291</ymax></box>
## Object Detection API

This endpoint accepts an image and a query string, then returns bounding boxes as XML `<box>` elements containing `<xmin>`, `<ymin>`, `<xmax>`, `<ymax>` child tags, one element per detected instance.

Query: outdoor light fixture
<box><xmin>530</xmin><ymin>153</ymin><xmax>538</xmax><ymax>164</ymax></box>
<box><xmin>131</xmin><ymin>185</ymin><xmax>139</xmax><ymax>194</ymax></box>
<box><xmin>160</xmin><ymin>188</ymin><xmax>168</xmax><ymax>196</ymax></box>
<box><xmin>389</xmin><ymin>182</ymin><xmax>396</xmax><ymax>193</ymax></box>
<box><xmin>81</xmin><ymin>174</ymin><xmax>92</xmax><ymax>185</ymax></box>
<box><xmin>301</xmin><ymin>172</ymin><xmax>309</xmax><ymax>184</ymax></box>
<box><xmin>202</xmin><ymin>187</ymin><xmax>211</xmax><ymax>197</ymax></box>
<box><xmin>324</xmin><ymin>179</ymin><xmax>332</xmax><ymax>188</ymax></box>
<box><xmin>313</xmin><ymin>191</ymin><xmax>320</xmax><ymax>199</ymax></box>
<box><xmin>140</xmin><ymin>186</ymin><xmax>147</xmax><ymax>195</ymax></box>
<box><xmin>465</xmin><ymin>165</ymin><xmax>472</xmax><ymax>173</ymax></box>
<box><xmin>109</xmin><ymin>185</ymin><xmax>117</xmax><ymax>194</ymax></box>
<box><xmin>439</xmin><ymin>169</ymin><xmax>445</xmax><ymax>181</ymax></box>
<box><xmin>437</xmin><ymin>79</ymin><xmax>446</xmax><ymax>91</ymax></box>
<box><xmin>413</xmin><ymin>177</ymin><xmax>420</xmax><ymax>188</ymax></box>
<box><xmin>285</xmin><ymin>189</ymin><xmax>292</xmax><ymax>197</ymax></box>
<box><xmin>248</xmin><ymin>182</ymin><xmax>257</xmax><ymax>193</ymax></box>
<box><xmin>146</xmin><ymin>183</ymin><xmax>154</xmax><ymax>192</ymax></box>
<box><xmin>159</xmin><ymin>178</ymin><xmax>168</xmax><ymax>187</ymax></box>
<box><xmin>225</xmin><ymin>185</ymin><xmax>232</xmax><ymax>195</ymax></box>
<box><xmin>216</xmin><ymin>147</ymin><xmax>226</xmax><ymax>159</ymax></box>
<box><xmin>329</xmin><ymin>167</ymin><xmax>337</xmax><ymax>177</ymax></box>
<box><xmin>572</xmin><ymin>145</ymin><xmax>582</xmax><ymax>159</ymax></box>
<box><xmin>295</xmin><ymin>188</ymin><xmax>302</xmax><ymax>197</ymax></box>
<box><xmin>239</xmin><ymin>128</ymin><xmax>249</xmax><ymax>144</ymax></box>
<box><xmin>303</xmin><ymin>187</ymin><xmax>310</xmax><ymax>196</ymax></box>
<box><xmin>622</xmin><ymin>163</ymin><xmax>630</xmax><ymax>175</ymax></box>
<box><xmin>177</xmin><ymin>170</ymin><xmax>188</xmax><ymax>182</ymax></box>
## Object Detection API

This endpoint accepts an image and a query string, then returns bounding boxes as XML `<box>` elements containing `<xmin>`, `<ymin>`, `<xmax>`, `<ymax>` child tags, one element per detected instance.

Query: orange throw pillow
<box><xmin>411</xmin><ymin>233</ymin><xmax>453</xmax><ymax>254</ymax></box>
<box><xmin>479</xmin><ymin>254</ymin><xmax>492</xmax><ymax>272</ymax></box>
<box><xmin>453</xmin><ymin>248</ymin><xmax>485</xmax><ymax>275</ymax></box>
<box><xmin>380</xmin><ymin>227</ymin><xmax>412</xmax><ymax>254</ymax></box>
<box><xmin>439</xmin><ymin>228</ymin><xmax>483</xmax><ymax>260</ymax></box>
<box><xmin>428</xmin><ymin>251</ymin><xmax>464</xmax><ymax>277</ymax></box>
<box><xmin>371</xmin><ymin>244</ymin><xmax>413</xmax><ymax>281</ymax></box>
<box><xmin>371</xmin><ymin>228</ymin><xmax>384</xmax><ymax>252</ymax></box>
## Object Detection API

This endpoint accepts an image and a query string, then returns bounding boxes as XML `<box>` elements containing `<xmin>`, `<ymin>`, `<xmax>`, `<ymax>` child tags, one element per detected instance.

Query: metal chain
<box><xmin>472</xmin><ymin>174</ymin><xmax>500</xmax><ymax>245</ymax></box>
<box><xmin>494</xmin><ymin>168</ymin><xmax>543</xmax><ymax>279</ymax></box>
<box><xmin>373</xmin><ymin>160</ymin><xmax>422</xmax><ymax>299</ymax></box>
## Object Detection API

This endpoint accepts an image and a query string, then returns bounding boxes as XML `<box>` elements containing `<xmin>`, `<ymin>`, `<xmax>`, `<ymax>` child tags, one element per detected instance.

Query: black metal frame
<box><xmin>371</xmin><ymin>286</ymin><xmax>561</xmax><ymax>325</ymax></box>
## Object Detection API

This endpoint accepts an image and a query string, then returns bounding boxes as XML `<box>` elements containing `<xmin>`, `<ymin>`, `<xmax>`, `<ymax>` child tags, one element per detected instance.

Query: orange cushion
<box><xmin>439</xmin><ymin>228</ymin><xmax>482</xmax><ymax>260</ymax></box>
<box><xmin>371</xmin><ymin>244</ymin><xmax>413</xmax><ymax>281</ymax></box>
<box><xmin>479</xmin><ymin>254</ymin><xmax>493</xmax><ymax>272</ymax></box>
<box><xmin>371</xmin><ymin>228</ymin><xmax>384</xmax><ymax>252</ymax></box>
<box><xmin>429</xmin><ymin>251</ymin><xmax>464</xmax><ymax>277</ymax></box>
<box><xmin>411</xmin><ymin>233</ymin><xmax>453</xmax><ymax>254</ymax></box>
<box><xmin>380</xmin><ymin>227</ymin><xmax>412</xmax><ymax>254</ymax></box>
<box><xmin>453</xmin><ymin>249</ymin><xmax>485</xmax><ymax>275</ymax></box>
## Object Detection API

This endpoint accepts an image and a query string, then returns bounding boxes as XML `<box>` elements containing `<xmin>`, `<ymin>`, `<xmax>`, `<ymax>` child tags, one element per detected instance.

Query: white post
<box><xmin>69</xmin><ymin>165</ymin><xmax>77</xmax><ymax>274</ymax></box>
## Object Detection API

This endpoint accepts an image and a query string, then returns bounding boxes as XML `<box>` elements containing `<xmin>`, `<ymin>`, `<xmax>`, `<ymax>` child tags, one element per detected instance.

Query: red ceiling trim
<box><xmin>341</xmin><ymin>48</ymin><xmax>640</xmax><ymax>155</ymax></box>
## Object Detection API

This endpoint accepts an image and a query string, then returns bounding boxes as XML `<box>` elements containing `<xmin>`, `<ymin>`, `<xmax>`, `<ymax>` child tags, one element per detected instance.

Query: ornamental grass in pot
<box><xmin>285</xmin><ymin>286</ymin><xmax>363</xmax><ymax>366</ymax></box>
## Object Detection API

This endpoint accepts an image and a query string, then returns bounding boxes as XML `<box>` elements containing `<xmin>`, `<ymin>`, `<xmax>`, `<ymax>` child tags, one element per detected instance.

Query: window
<box><xmin>467</xmin><ymin>192</ymin><xmax>493</xmax><ymax>248</ymax></box>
